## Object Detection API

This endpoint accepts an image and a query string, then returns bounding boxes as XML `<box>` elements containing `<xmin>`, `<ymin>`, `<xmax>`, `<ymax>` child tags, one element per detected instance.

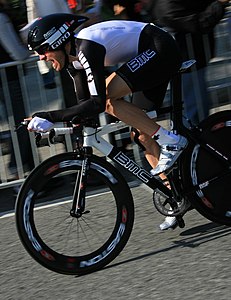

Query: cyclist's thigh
<box><xmin>132</xmin><ymin>82</ymin><xmax>168</xmax><ymax>111</ymax></box>
<box><xmin>106</xmin><ymin>72</ymin><xmax>132</xmax><ymax>100</ymax></box>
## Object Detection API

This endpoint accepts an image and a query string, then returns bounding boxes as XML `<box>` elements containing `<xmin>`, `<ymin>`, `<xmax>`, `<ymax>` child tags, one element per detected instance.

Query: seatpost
<box><xmin>170</xmin><ymin>72</ymin><xmax>183</xmax><ymax>133</ymax></box>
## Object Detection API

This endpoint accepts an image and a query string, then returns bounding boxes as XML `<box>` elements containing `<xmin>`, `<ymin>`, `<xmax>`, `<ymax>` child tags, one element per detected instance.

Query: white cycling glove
<box><xmin>27</xmin><ymin>116</ymin><xmax>54</xmax><ymax>132</ymax></box>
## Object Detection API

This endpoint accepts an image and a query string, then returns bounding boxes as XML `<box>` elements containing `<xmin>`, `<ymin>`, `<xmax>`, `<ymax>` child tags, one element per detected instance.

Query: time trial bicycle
<box><xmin>15</xmin><ymin>60</ymin><xmax>231</xmax><ymax>275</ymax></box>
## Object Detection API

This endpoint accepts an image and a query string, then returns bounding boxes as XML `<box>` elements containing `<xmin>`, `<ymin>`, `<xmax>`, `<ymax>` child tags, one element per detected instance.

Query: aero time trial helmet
<box><xmin>28</xmin><ymin>13</ymin><xmax>88</xmax><ymax>54</ymax></box>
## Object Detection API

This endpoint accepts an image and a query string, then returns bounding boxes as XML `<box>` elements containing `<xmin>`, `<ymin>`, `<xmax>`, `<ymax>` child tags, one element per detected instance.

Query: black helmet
<box><xmin>28</xmin><ymin>13</ymin><xmax>88</xmax><ymax>54</ymax></box>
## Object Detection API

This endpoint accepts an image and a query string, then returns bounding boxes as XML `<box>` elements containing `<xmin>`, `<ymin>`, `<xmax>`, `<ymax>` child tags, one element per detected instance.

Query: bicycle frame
<box><xmin>83</xmin><ymin>122</ymin><xmax>172</xmax><ymax>196</ymax></box>
<box><xmin>80</xmin><ymin>58</ymin><xmax>231</xmax><ymax>203</ymax></box>
<box><xmin>48</xmin><ymin>60</ymin><xmax>203</xmax><ymax>199</ymax></box>
<box><xmin>76</xmin><ymin>60</ymin><xmax>195</xmax><ymax>196</ymax></box>
<box><xmin>39</xmin><ymin>60</ymin><xmax>230</xmax><ymax>209</ymax></box>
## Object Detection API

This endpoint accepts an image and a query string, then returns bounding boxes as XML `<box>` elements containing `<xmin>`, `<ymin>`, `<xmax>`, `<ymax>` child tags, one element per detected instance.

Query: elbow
<box><xmin>93</xmin><ymin>97</ymin><xmax>106</xmax><ymax>114</ymax></box>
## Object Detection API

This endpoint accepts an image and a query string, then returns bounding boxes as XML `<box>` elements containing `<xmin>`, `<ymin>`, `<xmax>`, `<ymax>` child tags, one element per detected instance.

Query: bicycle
<box><xmin>15</xmin><ymin>60</ymin><xmax>231</xmax><ymax>275</ymax></box>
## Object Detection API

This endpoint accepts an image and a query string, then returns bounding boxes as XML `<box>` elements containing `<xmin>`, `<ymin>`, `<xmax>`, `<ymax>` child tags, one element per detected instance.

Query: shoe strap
<box><xmin>162</xmin><ymin>144</ymin><xmax>184</xmax><ymax>151</ymax></box>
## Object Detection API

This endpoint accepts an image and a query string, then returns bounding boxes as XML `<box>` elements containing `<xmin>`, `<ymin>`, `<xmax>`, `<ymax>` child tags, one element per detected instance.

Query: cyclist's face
<box><xmin>39</xmin><ymin>49</ymin><xmax>65</xmax><ymax>71</ymax></box>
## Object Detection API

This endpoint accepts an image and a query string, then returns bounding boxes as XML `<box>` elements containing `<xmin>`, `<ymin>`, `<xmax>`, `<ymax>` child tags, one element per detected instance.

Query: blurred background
<box><xmin>0</xmin><ymin>0</ymin><xmax>230</xmax><ymax>191</ymax></box>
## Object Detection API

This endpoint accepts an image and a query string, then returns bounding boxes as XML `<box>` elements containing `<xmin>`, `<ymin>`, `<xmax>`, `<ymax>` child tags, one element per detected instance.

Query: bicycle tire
<box><xmin>181</xmin><ymin>110</ymin><xmax>231</xmax><ymax>226</ymax></box>
<box><xmin>15</xmin><ymin>152</ymin><xmax>134</xmax><ymax>275</ymax></box>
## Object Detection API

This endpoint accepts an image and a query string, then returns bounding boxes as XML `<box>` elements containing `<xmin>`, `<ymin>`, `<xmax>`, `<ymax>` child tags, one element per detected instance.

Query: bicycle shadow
<box><xmin>179</xmin><ymin>221</ymin><xmax>226</xmax><ymax>236</ymax></box>
<box><xmin>173</xmin><ymin>222</ymin><xmax>230</xmax><ymax>248</ymax></box>
<box><xmin>104</xmin><ymin>221</ymin><xmax>231</xmax><ymax>271</ymax></box>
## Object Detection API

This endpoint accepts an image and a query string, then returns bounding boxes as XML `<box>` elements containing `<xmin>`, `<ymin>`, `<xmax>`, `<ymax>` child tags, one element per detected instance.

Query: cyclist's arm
<box><xmin>37</xmin><ymin>41</ymin><xmax>107</xmax><ymax>122</ymax></box>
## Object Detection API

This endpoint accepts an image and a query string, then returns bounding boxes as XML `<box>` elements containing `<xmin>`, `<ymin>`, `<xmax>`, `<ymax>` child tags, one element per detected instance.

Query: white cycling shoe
<box><xmin>151</xmin><ymin>136</ymin><xmax>188</xmax><ymax>176</ymax></box>
<box><xmin>159</xmin><ymin>216</ymin><xmax>178</xmax><ymax>231</ymax></box>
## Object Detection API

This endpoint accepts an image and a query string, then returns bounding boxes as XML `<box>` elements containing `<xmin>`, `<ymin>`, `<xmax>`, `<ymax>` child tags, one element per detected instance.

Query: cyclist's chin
<box><xmin>52</xmin><ymin>61</ymin><xmax>62</xmax><ymax>72</ymax></box>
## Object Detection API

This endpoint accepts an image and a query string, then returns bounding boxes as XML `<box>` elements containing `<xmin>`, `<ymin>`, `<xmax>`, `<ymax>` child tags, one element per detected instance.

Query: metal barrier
<box><xmin>0</xmin><ymin>13</ymin><xmax>231</xmax><ymax>189</ymax></box>
<box><xmin>0</xmin><ymin>56</ymin><xmax>67</xmax><ymax>187</ymax></box>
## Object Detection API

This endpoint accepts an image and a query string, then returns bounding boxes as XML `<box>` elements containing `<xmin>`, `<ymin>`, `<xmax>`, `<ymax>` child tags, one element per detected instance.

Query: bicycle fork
<box><xmin>70</xmin><ymin>147</ymin><xmax>92</xmax><ymax>218</ymax></box>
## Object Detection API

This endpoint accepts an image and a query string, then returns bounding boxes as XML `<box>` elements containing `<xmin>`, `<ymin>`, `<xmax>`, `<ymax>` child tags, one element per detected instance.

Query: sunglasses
<box><xmin>35</xmin><ymin>44</ymin><xmax>50</xmax><ymax>55</ymax></box>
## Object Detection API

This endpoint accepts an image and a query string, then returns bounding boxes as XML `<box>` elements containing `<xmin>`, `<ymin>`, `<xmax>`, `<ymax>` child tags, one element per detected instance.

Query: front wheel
<box><xmin>15</xmin><ymin>153</ymin><xmax>134</xmax><ymax>275</ymax></box>
<box><xmin>181</xmin><ymin>110</ymin><xmax>231</xmax><ymax>226</ymax></box>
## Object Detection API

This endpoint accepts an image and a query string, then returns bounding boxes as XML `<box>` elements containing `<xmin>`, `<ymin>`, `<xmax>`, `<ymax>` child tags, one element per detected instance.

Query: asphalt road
<box><xmin>1</xmin><ymin>182</ymin><xmax>231</xmax><ymax>300</ymax></box>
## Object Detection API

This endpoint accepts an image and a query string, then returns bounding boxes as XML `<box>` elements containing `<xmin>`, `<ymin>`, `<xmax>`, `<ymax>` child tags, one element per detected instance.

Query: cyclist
<box><xmin>27</xmin><ymin>13</ymin><xmax>187</xmax><ymax>175</ymax></box>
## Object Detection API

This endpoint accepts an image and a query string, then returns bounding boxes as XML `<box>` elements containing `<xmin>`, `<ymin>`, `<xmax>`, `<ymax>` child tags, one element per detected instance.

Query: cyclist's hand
<box><xmin>27</xmin><ymin>116</ymin><xmax>54</xmax><ymax>132</ymax></box>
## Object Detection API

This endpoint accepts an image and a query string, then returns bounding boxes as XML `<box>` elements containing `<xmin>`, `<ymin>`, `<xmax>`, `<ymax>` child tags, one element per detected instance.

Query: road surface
<box><xmin>1</xmin><ymin>182</ymin><xmax>231</xmax><ymax>300</ymax></box>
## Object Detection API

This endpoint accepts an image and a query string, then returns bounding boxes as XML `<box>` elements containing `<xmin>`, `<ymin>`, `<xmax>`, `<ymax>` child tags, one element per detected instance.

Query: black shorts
<box><xmin>116</xmin><ymin>24</ymin><xmax>182</xmax><ymax>110</ymax></box>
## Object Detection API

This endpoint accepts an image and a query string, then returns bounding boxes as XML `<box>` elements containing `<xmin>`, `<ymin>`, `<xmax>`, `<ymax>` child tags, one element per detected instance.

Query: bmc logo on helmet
<box><xmin>51</xmin><ymin>32</ymin><xmax>71</xmax><ymax>50</ymax></box>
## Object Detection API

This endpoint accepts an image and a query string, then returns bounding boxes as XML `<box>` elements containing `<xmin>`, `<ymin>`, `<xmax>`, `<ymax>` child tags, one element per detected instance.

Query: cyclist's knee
<box><xmin>106</xmin><ymin>98</ymin><xmax>123</xmax><ymax>116</ymax></box>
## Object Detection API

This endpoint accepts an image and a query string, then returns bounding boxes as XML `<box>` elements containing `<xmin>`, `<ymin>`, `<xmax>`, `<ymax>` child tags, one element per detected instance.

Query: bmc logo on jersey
<box><xmin>127</xmin><ymin>49</ymin><xmax>156</xmax><ymax>72</ymax></box>
<box><xmin>51</xmin><ymin>32</ymin><xmax>71</xmax><ymax>50</ymax></box>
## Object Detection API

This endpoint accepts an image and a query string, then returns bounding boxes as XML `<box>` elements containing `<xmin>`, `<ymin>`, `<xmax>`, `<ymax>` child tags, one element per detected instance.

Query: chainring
<box><xmin>153</xmin><ymin>189</ymin><xmax>190</xmax><ymax>216</ymax></box>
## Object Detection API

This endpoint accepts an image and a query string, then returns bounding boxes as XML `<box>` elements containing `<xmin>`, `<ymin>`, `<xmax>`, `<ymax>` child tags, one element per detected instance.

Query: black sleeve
<box><xmin>47</xmin><ymin>40</ymin><xmax>107</xmax><ymax>122</ymax></box>
<box><xmin>155</xmin><ymin>0</ymin><xmax>226</xmax><ymax>34</ymax></box>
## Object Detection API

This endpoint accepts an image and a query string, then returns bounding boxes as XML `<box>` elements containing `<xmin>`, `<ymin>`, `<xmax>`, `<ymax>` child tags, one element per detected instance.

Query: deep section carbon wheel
<box><xmin>16</xmin><ymin>153</ymin><xmax>134</xmax><ymax>275</ymax></box>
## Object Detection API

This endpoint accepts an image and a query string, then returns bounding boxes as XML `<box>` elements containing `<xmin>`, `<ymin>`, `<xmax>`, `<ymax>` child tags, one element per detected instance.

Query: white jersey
<box><xmin>76</xmin><ymin>20</ymin><xmax>147</xmax><ymax>66</ymax></box>
<box><xmin>45</xmin><ymin>21</ymin><xmax>182</xmax><ymax>122</ymax></box>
